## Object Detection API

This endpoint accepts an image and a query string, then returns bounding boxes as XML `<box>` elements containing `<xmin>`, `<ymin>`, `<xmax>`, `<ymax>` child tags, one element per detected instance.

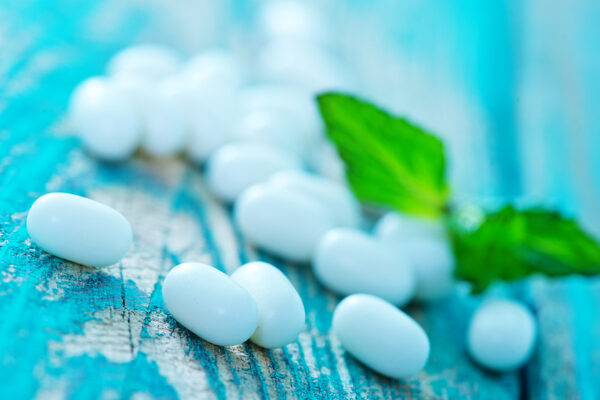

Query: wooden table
<box><xmin>1</xmin><ymin>1</ymin><xmax>599</xmax><ymax>399</ymax></box>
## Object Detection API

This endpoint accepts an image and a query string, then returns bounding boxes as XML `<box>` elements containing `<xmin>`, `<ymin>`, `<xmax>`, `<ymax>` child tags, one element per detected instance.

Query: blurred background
<box><xmin>2</xmin><ymin>0</ymin><xmax>598</xmax><ymax>234</ymax></box>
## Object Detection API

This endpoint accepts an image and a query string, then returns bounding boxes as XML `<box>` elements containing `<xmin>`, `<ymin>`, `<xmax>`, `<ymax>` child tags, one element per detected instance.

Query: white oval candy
<box><xmin>375</xmin><ymin>212</ymin><xmax>446</xmax><ymax>241</ymax></box>
<box><xmin>183</xmin><ymin>50</ymin><xmax>244</xmax><ymax>94</ymax></box>
<box><xmin>111</xmin><ymin>74</ymin><xmax>154</xmax><ymax>114</ymax></box>
<box><xmin>333</xmin><ymin>294</ymin><xmax>430</xmax><ymax>378</ymax></box>
<box><xmin>467</xmin><ymin>299</ymin><xmax>537</xmax><ymax>371</ymax></box>
<box><xmin>376</xmin><ymin>213</ymin><xmax>454</xmax><ymax>301</ymax></box>
<box><xmin>206</xmin><ymin>143</ymin><xmax>302</xmax><ymax>203</ymax></box>
<box><xmin>258</xmin><ymin>39</ymin><xmax>354</xmax><ymax>94</ymax></box>
<box><xmin>238</xmin><ymin>84</ymin><xmax>322</xmax><ymax>145</ymax></box>
<box><xmin>313</xmin><ymin>228</ymin><xmax>415</xmax><ymax>306</ymax></box>
<box><xmin>162</xmin><ymin>263</ymin><xmax>258</xmax><ymax>346</ymax></box>
<box><xmin>259</xmin><ymin>0</ymin><xmax>331</xmax><ymax>44</ymax></box>
<box><xmin>187</xmin><ymin>108</ymin><xmax>233</xmax><ymax>164</ymax></box>
<box><xmin>234</xmin><ymin>108</ymin><xmax>306</xmax><ymax>157</ymax></box>
<box><xmin>268</xmin><ymin>171</ymin><xmax>360</xmax><ymax>228</ymax></box>
<box><xmin>69</xmin><ymin>77</ymin><xmax>143</xmax><ymax>161</ymax></box>
<box><xmin>27</xmin><ymin>193</ymin><xmax>132</xmax><ymax>267</ymax></box>
<box><xmin>142</xmin><ymin>77</ymin><xmax>188</xmax><ymax>157</ymax></box>
<box><xmin>181</xmin><ymin>49</ymin><xmax>244</xmax><ymax>115</ymax></box>
<box><xmin>179</xmin><ymin>50</ymin><xmax>243</xmax><ymax>161</ymax></box>
<box><xmin>107</xmin><ymin>45</ymin><xmax>181</xmax><ymax>80</ymax></box>
<box><xmin>307</xmin><ymin>139</ymin><xmax>346</xmax><ymax>183</ymax></box>
<box><xmin>400</xmin><ymin>237</ymin><xmax>454</xmax><ymax>301</ymax></box>
<box><xmin>231</xmin><ymin>262</ymin><xmax>305</xmax><ymax>348</ymax></box>
<box><xmin>235</xmin><ymin>184</ymin><xmax>335</xmax><ymax>262</ymax></box>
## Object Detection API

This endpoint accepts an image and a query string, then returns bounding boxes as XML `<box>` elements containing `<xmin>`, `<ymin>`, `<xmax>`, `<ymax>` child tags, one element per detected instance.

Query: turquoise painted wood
<box><xmin>1</xmin><ymin>1</ymin><xmax>599</xmax><ymax>399</ymax></box>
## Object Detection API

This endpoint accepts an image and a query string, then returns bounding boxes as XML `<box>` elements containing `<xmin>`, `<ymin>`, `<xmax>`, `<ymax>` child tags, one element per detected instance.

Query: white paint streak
<box><xmin>141</xmin><ymin>310</ymin><xmax>216</xmax><ymax>400</ymax></box>
<box><xmin>194</xmin><ymin>177</ymin><xmax>241</xmax><ymax>274</ymax></box>
<box><xmin>48</xmin><ymin>309</ymin><xmax>143</xmax><ymax>363</ymax></box>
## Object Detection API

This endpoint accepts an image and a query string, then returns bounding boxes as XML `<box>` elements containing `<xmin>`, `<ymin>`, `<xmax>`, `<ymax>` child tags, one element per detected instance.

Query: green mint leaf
<box><xmin>316</xmin><ymin>92</ymin><xmax>450</xmax><ymax>218</ymax></box>
<box><xmin>450</xmin><ymin>205</ymin><xmax>600</xmax><ymax>293</ymax></box>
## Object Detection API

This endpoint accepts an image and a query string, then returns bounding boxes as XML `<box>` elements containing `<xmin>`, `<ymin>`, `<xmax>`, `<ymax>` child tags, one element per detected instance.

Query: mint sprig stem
<box><xmin>317</xmin><ymin>92</ymin><xmax>600</xmax><ymax>292</ymax></box>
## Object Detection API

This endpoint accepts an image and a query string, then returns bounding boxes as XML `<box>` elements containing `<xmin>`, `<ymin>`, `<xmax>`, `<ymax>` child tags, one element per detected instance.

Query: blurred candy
<box><xmin>107</xmin><ymin>45</ymin><xmax>182</xmax><ymax>80</ymax></box>
<box><xmin>376</xmin><ymin>213</ymin><xmax>455</xmax><ymax>301</ymax></box>
<box><xmin>233</xmin><ymin>108</ymin><xmax>306</xmax><ymax>157</ymax></box>
<box><xmin>111</xmin><ymin>73</ymin><xmax>154</xmax><ymax>114</ymax></box>
<box><xmin>235</xmin><ymin>183</ymin><xmax>335</xmax><ymax>262</ymax></box>
<box><xmin>69</xmin><ymin>77</ymin><xmax>142</xmax><ymax>161</ymax></box>
<box><xmin>257</xmin><ymin>39</ymin><xmax>354</xmax><ymax>94</ymax></box>
<box><xmin>398</xmin><ymin>237</ymin><xmax>454</xmax><ymax>301</ymax></box>
<box><xmin>142</xmin><ymin>77</ymin><xmax>188</xmax><ymax>157</ymax></box>
<box><xmin>259</xmin><ymin>0</ymin><xmax>331</xmax><ymax>44</ymax></box>
<box><xmin>180</xmin><ymin>49</ymin><xmax>245</xmax><ymax>162</ymax></box>
<box><xmin>187</xmin><ymin>108</ymin><xmax>234</xmax><ymax>164</ymax></box>
<box><xmin>313</xmin><ymin>228</ymin><xmax>415</xmax><ymax>306</ymax></box>
<box><xmin>467</xmin><ymin>300</ymin><xmax>537</xmax><ymax>371</ymax></box>
<box><xmin>238</xmin><ymin>84</ymin><xmax>323</xmax><ymax>147</ymax></box>
<box><xmin>307</xmin><ymin>139</ymin><xmax>346</xmax><ymax>183</ymax></box>
<box><xmin>180</xmin><ymin>49</ymin><xmax>245</xmax><ymax>114</ymax></box>
<box><xmin>267</xmin><ymin>170</ymin><xmax>360</xmax><ymax>228</ymax></box>
<box><xmin>206</xmin><ymin>143</ymin><xmax>302</xmax><ymax>203</ymax></box>
<box><xmin>187</xmin><ymin>110</ymin><xmax>233</xmax><ymax>164</ymax></box>
<box><xmin>239</xmin><ymin>84</ymin><xmax>320</xmax><ymax>124</ymax></box>
<box><xmin>375</xmin><ymin>212</ymin><xmax>447</xmax><ymax>241</ymax></box>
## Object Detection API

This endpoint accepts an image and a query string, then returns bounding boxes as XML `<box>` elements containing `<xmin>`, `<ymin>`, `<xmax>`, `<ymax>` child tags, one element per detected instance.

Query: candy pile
<box><xmin>28</xmin><ymin>1</ymin><xmax>537</xmax><ymax>380</ymax></box>
<box><xmin>68</xmin><ymin>2</ymin><xmax>348</xmax><ymax>184</ymax></box>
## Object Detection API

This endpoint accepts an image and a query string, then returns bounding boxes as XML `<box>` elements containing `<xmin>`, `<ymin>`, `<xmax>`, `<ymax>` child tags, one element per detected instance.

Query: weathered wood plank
<box><xmin>0</xmin><ymin>142</ymin><xmax>524</xmax><ymax>399</ymax></box>
<box><xmin>2</xmin><ymin>0</ymin><xmax>600</xmax><ymax>399</ymax></box>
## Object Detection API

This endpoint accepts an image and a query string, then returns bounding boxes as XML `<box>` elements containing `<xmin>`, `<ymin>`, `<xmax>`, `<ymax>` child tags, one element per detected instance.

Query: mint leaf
<box><xmin>316</xmin><ymin>92</ymin><xmax>600</xmax><ymax>292</ymax></box>
<box><xmin>450</xmin><ymin>205</ymin><xmax>600</xmax><ymax>293</ymax></box>
<box><xmin>317</xmin><ymin>92</ymin><xmax>449</xmax><ymax>218</ymax></box>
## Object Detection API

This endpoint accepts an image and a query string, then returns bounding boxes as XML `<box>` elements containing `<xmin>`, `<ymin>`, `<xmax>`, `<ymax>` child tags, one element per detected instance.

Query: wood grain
<box><xmin>0</xmin><ymin>149</ymin><xmax>524</xmax><ymax>399</ymax></box>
